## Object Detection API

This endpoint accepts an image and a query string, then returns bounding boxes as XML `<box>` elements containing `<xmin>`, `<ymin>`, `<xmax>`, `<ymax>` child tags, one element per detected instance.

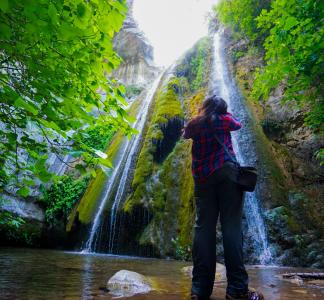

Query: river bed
<box><xmin>0</xmin><ymin>248</ymin><xmax>323</xmax><ymax>300</ymax></box>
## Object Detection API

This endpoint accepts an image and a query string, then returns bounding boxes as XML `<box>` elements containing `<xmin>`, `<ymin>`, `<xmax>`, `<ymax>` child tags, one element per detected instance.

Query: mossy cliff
<box><xmin>222</xmin><ymin>28</ymin><xmax>324</xmax><ymax>268</ymax></box>
<box><xmin>123</xmin><ymin>37</ymin><xmax>213</xmax><ymax>258</ymax></box>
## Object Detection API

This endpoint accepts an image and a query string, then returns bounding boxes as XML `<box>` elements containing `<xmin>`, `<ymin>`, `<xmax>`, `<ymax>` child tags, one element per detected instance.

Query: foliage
<box><xmin>0</xmin><ymin>210</ymin><xmax>39</xmax><ymax>245</ymax></box>
<box><xmin>0</xmin><ymin>0</ymin><xmax>135</xmax><ymax>196</ymax></box>
<box><xmin>40</xmin><ymin>174</ymin><xmax>90</xmax><ymax>226</ymax></box>
<box><xmin>0</xmin><ymin>210</ymin><xmax>25</xmax><ymax>237</ymax></box>
<box><xmin>252</xmin><ymin>0</ymin><xmax>323</xmax><ymax>132</ymax></box>
<box><xmin>216</xmin><ymin>0</ymin><xmax>271</xmax><ymax>41</ymax></box>
<box><xmin>175</xmin><ymin>37</ymin><xmax>212</xmax><ymax>91</ymax></box>
<box><xmin>171</xmin><ymin>237</ymin><xmax>192</xmax><ymax>261</ymax></box>
<box><xmin>80</xmin><ymin>124</ymin><xmax>116</xmax><ymax>152</ymax></box>
<box><xmin>231</xmin><ymin>50</ymin><xmax>246</xmax><ymax>63</ymax></box>
<box><xmin>215</xmin><ymin>0</ymin><xmax>323</xmax><ymax>132</ymax></box>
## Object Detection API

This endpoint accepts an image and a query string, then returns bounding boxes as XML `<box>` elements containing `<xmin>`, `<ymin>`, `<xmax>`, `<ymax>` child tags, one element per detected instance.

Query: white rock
<box><xmin>107</xmin><ymin>270</ymin><xmax>152</xmax><ymax>298</ymax></box>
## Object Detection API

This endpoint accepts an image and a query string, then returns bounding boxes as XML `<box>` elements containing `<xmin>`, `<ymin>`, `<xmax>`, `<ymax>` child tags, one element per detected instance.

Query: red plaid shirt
<box><xmin>183</xmin><ymin>112</ymin><xmax>242</xmax><ymax>183</ymax></box>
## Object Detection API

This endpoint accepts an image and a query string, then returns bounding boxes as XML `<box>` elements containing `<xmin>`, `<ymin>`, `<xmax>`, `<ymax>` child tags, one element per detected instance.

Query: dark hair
<box><xmin>187</xmin><ymin>95</ymin><xmax>227</xmax><ymax>127</ymax></box>
<box><xmin>198</xmin><ymin>95</ymin><xmax>228</xmax><ymax>118</ymax></box>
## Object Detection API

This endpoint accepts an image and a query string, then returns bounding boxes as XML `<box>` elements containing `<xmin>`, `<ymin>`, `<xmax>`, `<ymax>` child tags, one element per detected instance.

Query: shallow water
<box><xmin>0</xmin><ymin>248</ymin><xmax>323</xmax><ymax>300</ymax></box>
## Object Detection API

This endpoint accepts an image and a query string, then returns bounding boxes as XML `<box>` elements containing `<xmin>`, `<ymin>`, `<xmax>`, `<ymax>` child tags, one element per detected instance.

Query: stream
<box><xmin>0</xmin><ymin>248</ymin><xmax>323</xmax><ymax>300</ymax></box>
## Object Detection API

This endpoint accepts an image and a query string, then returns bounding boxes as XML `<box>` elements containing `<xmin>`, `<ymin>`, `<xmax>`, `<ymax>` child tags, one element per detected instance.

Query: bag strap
<box><xmin>214</xmin><ymin>134</ymin><xmax>238</xmax><ymax>164</ymax></box>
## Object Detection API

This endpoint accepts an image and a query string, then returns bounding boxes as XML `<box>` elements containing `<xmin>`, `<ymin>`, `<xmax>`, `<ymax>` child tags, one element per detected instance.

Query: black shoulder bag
<box><xmin>214</xmin><ymin>134</ymin><xmax>258</xmax><ymax>192</ymax></box>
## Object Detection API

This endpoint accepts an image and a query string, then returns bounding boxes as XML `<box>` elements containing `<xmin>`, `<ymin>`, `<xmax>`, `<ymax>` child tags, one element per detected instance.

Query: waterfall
<box><xmin>106</xmin><ymin>73</ymin><xmax>164</xmax><ymax>253</ymax></box>
<box><xmin>82</xmin><ymin>73</ymin><xmax>163</xmax><ymax>253</ymax></box>
<box><xmin>210</xmin><ymin>30</ymin><xmax>273</xmax><ymax>264</ymax></box>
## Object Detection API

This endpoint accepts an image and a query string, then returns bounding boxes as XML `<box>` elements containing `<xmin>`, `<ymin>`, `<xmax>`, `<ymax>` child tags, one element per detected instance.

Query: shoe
<box><xmin>226</xmin><ymin>289</ymin><xmax>265</xmax><ymax>300</ymax></box>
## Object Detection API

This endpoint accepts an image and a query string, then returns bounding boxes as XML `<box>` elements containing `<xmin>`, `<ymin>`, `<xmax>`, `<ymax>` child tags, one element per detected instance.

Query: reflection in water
<box><xmin>81</xmin><ymin>255</ymin><xmax>93</xmax><ymax>299</ymax></box>
<box><xmin>0</xmin><ymin>248</ymin><xmax>323</xmax><ymax>300</ymax></box>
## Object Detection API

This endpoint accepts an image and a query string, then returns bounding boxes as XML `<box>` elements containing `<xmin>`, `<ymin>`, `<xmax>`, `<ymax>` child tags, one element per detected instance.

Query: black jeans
<box><xmin>191</xmin><ymin>161</ymin><xmax>249</xmax><ymax>298</ymax></box>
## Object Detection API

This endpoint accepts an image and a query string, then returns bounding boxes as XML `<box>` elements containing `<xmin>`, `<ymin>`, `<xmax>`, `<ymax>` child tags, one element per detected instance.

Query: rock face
<box><xmin>112</xmin><ymin>0</ymin><xmax>160</xmax><ymax>87</ymax></box>
<box><xmin>0</xmin><ymin>194</ymin><xmax>44</xmax><ymax>222</ymax></box>
<box><xmin>107</xmin><ymin>270</ymin><xmax>152</xmax><ymax>297</ymax></box>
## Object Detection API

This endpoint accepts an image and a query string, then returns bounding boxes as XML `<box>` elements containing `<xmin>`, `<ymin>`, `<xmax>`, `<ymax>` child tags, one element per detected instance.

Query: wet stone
<box><xmin>107</xmin><ymin>270</ymin><xmax>152</xmax><ymax>297</ymax></box>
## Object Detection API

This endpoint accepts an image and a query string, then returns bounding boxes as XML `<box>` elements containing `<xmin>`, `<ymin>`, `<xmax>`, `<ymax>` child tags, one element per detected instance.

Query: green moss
<box><xmin>135</xmin><ymin>140</ymin><xmax>195</xmax><ymax>257</ymax></box>
<box><xmin>175</xmin><ymin>141</ymin><xmax>195</xmax><ymax>250</ymax></box>
<box><xmin>184</xmin><ymin>89</ymin><xmax>206</xmax><ymax>119</ymax></box>
<box><xmin>127</xmin><ymin>96</ymin><xmax>142</xmax><ymax>118</ymax></box>
<box><xmin>127</xmin><ymin>76</ymin><xmax>184</xmax><ymax>208</ymax></box>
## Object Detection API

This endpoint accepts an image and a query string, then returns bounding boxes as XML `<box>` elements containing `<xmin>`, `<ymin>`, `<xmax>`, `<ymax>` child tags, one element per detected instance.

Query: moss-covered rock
<box><xmin>122</xmin><ymin>37</ymin><xmax>212</xmax><ymax>258</ymax></box>
<box><xmin>125</xmin><ymin>76</ymin><xmax>184</xmax><ymax>210</ymax></box>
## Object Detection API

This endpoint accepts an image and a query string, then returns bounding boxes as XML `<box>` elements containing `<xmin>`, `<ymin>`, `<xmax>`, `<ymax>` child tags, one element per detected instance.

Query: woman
<box><xmin>183</xmin><ymin>95</ymin><xmax>264</xmax><ymax>300</ymax></box>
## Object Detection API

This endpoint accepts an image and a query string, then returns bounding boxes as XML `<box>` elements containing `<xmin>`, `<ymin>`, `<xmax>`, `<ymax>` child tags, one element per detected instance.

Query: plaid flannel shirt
<box><xmin>183</xmin><ymin>112</ymin><xmax>242</xmax><ymax>183</ymax></box>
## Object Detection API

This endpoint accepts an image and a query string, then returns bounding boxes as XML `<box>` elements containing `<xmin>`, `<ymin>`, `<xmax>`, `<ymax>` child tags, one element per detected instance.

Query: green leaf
<box><xmin>90</xmin><ymin>169</ymin><xmax>97</xmax><ymax>178</ymax></box>
<box><xmin>17</xmin><ymin>186</ymin><xmax>30</xmax><ymax>197</ymax></box>
<box><xmin>23</xmin><ymin>178</ymin><xmax>35</xmax><ymax>186</ymax></box>
<box><xmin>0</xmin><ymin>0</ymin><xmax>9</xmax><ymax>12</ymax></box>
<box><xmin>0</xmin><ymin>23</ymin><xmax>12</xmax><ymax>39</ymax></box>
<box><xmin>98</xmin><ymin>157</ymin><xmax>112</xmax><ymax>168</ymax></box>
<box><xmin>284</xmin><ymin>16</ymin><xmax>298</xmax><ymax>31</ymax></box>
<box><xmin>48</xmin><ymin>3</ymin><xmax>58</xmax><ymax>24</ymax></box>
<box><xmin>14</xmin><ymin>97</ymin><xmax>39</xmax><ymax>115</ymax></box>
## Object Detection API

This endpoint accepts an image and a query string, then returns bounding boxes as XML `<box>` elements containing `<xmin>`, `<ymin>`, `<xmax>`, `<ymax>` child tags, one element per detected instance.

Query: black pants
<box><xmin>191</xmin><ymin>162</ymin><xmax>249</xmax><ymax>298</ymax></box>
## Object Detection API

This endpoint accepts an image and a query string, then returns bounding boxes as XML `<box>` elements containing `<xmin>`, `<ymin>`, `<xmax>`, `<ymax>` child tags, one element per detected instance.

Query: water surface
<box><xmin>0</xmin><ymin>248</ymin><xmax>323</xmax><ymax>299</ymax></box>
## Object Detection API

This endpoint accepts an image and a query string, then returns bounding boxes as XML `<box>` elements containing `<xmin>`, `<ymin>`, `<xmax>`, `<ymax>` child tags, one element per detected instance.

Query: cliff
<box><xmin>111</xmin><ymin>0</ymin><xmax>160</xmax><ymax>87</ymax></box>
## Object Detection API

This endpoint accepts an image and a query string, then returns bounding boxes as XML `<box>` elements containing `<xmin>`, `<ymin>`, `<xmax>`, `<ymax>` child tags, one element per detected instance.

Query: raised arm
<box><xmin>222</xmin><ymin>113</ymin><xmax>242</xmax><ymax>131</ymax></box>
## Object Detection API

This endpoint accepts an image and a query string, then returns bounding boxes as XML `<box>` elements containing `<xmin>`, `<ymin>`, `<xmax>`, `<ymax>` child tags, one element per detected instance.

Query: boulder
<box><xmin>107</xmin><ymin>270</ymin><xmax>152</xmax><ymax>297</ymax></box>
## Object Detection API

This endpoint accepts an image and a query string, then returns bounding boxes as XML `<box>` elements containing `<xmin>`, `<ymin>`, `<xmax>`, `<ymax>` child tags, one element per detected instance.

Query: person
<box><xmin>182</xmin><ymin>95</ymin><xmax>264</xmax><ymax>300</ymax></box>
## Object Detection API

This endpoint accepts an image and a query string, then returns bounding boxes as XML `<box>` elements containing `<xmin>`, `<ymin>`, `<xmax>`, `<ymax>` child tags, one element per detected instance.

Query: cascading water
<box><xmin>107</xmin><ymin>73</ymin><xmax>164</xmax><ymax>253</ymax></box>
<box><xmin>82</xmin><ymin>73</ymin><xmax>163</xmax><ymax>253</ymax></box>
<box><xmin>211</xmin><ymin>29</ymin><xmax>273</xmax><ymax>264</ymax></box>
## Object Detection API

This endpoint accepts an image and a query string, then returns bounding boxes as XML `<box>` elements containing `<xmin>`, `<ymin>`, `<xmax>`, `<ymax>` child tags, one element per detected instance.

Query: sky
<box><xmin>133</xmin><ymin>0</ymin><xmax>218</xmax><ymax>67</ymax></box>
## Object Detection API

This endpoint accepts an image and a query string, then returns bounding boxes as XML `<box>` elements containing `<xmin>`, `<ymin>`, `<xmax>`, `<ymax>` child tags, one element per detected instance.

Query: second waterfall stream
<box><xmin>210</xmin><ymin>29</ymin><xmax>273</xmax><ymax>264</ymax></box>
